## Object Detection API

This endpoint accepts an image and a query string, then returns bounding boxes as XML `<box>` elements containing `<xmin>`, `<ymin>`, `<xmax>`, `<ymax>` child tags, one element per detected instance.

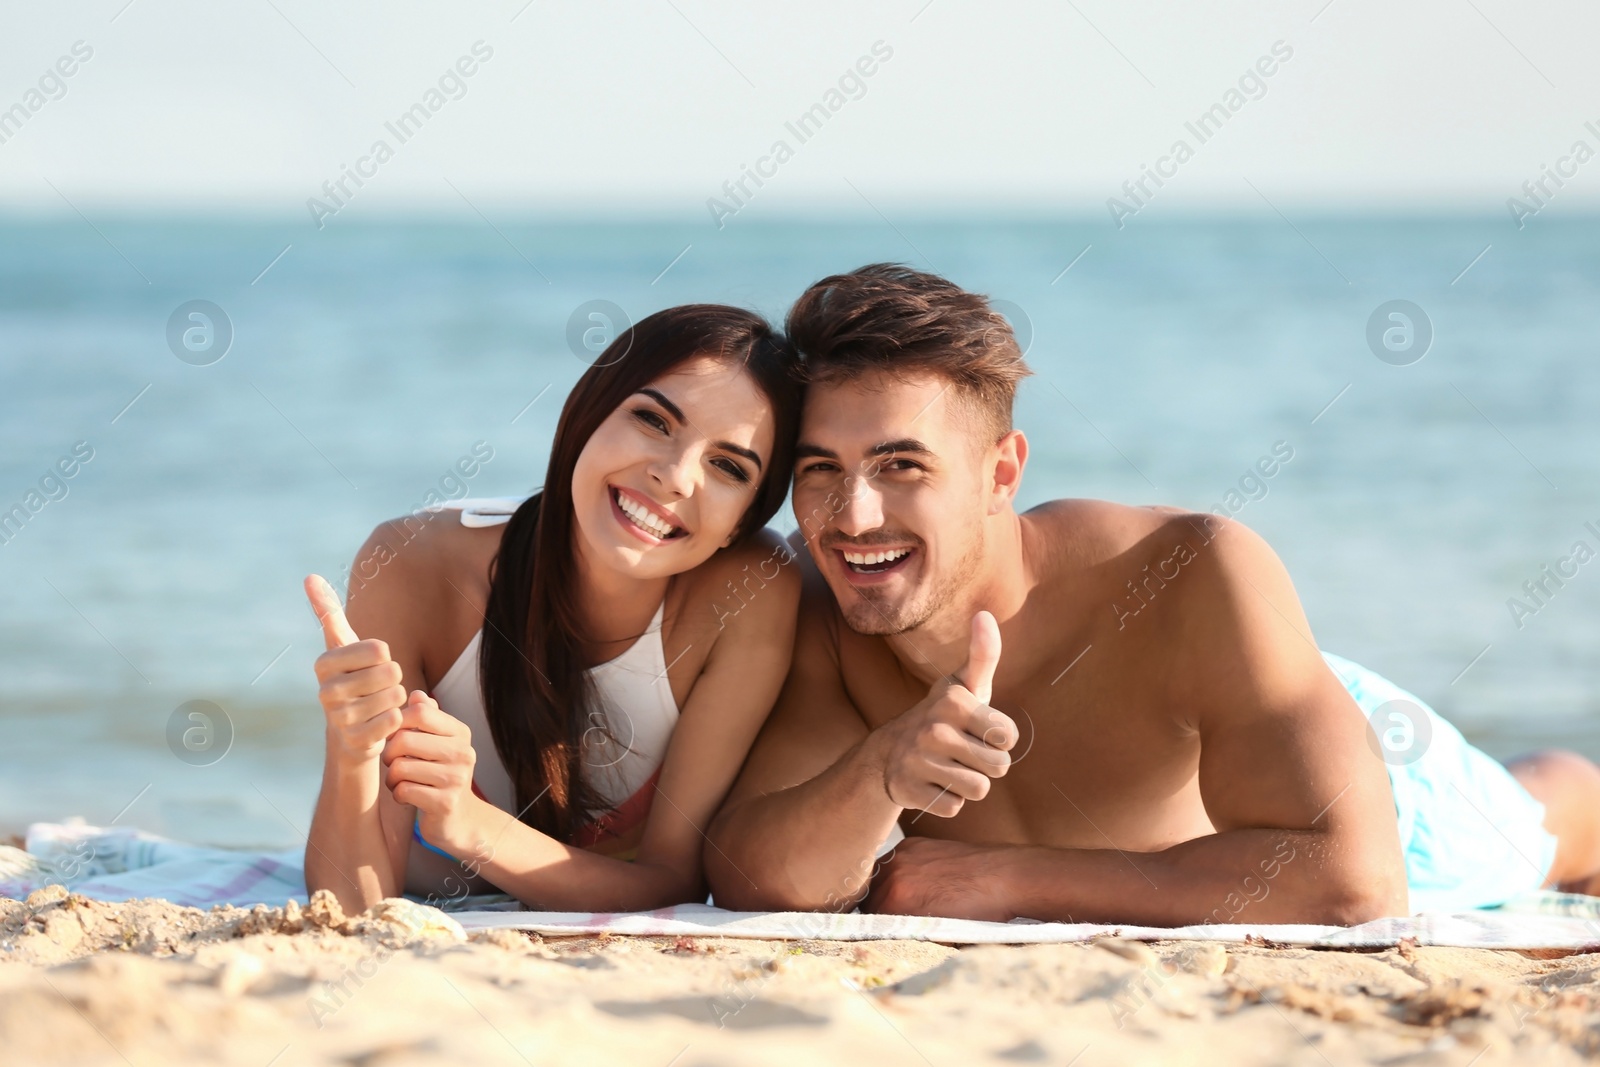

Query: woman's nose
<box><xmin>647</xmin><ymin>449</ymin><xmax>697</xmax><ymax>497</ymax></box>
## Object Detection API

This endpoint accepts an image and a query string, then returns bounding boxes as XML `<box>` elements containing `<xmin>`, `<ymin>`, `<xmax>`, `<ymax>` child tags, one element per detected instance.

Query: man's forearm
<box><xmin>998</xmin><ymin>828</ymin><xmax>1405</xmax><ymax>926</ymax></box>
<box><xmin>707</xmin><ymin>733</ymin><xmax>905</xmax><ymax>911</ymax></box>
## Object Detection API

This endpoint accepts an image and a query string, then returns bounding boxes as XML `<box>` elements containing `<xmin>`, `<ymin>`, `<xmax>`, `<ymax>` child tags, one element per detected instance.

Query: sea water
<box><xmin>1</xmin><ymin>215</ymin><xmax>1597</xmax><ymax>847</ymax></box>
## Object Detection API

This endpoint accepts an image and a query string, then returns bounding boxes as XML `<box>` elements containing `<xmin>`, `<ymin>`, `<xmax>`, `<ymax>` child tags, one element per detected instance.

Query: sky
<box><xmin>0</xmin><ymin>0</ymin><xmax>1597</xmax><ymax>224</ymax></box>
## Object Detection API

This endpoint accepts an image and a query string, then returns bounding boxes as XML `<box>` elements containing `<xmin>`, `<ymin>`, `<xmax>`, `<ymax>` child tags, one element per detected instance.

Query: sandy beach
<box><xmin>2</xmin><ymin>887</ymin><xmax>1597</xmax><ymax>1066</ymax></box>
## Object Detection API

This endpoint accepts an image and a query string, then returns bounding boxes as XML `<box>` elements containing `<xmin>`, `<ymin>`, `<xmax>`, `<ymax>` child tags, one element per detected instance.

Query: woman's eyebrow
<box><xmin>637</xmin><ymin>387</ymin><xmax>685</xmax><ymax>423</ymax></box>
<box><xmin>636</xmin><ymin>387</ymin><xmax>763</xmax><ymax>472</ymax></box>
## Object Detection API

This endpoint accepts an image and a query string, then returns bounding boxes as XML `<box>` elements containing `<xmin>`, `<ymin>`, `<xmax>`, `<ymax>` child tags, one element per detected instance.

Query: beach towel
<box><xmin>6</xmin><ymin>820</ymin><xmax>1600</xmax><ymax>949</ymax></box>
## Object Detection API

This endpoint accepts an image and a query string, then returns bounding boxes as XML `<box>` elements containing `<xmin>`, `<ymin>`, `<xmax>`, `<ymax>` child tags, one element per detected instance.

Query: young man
<box><xmin>705</xmin><ymin>263</ymin><xmax>1600</xmax><ymax>925</ymax></box>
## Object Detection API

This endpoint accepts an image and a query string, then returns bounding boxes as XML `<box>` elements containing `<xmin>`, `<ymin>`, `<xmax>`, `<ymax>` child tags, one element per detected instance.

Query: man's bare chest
<box><xmin>848</xmin><ymin>662</ymin><xmax>1212</xmax><ymax>850</ymax></box>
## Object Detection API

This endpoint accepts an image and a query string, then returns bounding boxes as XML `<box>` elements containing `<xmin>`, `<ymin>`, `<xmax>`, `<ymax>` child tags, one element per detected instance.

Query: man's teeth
<box><xmin>842</xmin><ymin>548</ymin><xmax>910</xmax><ymax>566</ymax></box>
<box><xmin>616</xmin><ymin>491</ymin><xmax>677</xmax><ymax>538</ymax></box>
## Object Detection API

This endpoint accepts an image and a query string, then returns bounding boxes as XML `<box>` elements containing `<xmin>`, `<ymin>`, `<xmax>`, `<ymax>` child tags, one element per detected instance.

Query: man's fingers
<box><xmin>974</xmin><ymin>708</ymin><xmax>1019</xmax><ymax>753</ymax></box>
<box><xmin>946</xmin><ymin>700</ymin><xmax>1018</xmax><ymax>757</ymax></box>
<box><xmin>955</xmin><ymin>610</ymin><xmax>1001</xmax><ymax>705</ymax></box>
<box><xmin>913</xmin><ymin>786</ymin><xmax>969</xmax><ymax>818</ymax></box>
<box><xmin>953</xmin><ymin>733</ymin><xmax>1012</xmax><ymax>777</ymax></box>
<box><xmin>305</xmin><ymin>574</ymin><xmax>359</xmax><ymax>651</ymax></box>
<box><xmin>898</xmin><ymin>761</ymin><xmax>989</xmax><ymax>810</ymax></box>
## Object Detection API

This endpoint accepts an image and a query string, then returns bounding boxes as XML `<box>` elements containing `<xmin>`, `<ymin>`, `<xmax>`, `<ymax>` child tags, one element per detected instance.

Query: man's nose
<box><xmin>833</xmin><ymin>475</ymin><xmax>885</xmax><ymax>536</ymax></box>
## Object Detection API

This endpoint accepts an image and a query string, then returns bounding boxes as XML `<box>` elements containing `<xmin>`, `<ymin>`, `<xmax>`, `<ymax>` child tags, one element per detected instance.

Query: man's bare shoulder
<box><xmin>1024</xmin><ymin>499</ymin><xmax>1322</xmax><ymax>719</ymax></box>
<box><xmin>1020</xmin><ymin>497</ymin><xmax>1220</xmax><ymax>573</ymax></box>
<box><xmin>1020</xmin><ymin>499</ymin><xmax>1295</xmax><ymax>664</ymax></box>
<box><xmin>1023</xmin><ymin>497</ymin><xmax>1287</xmax><ymax>619</ymax></box>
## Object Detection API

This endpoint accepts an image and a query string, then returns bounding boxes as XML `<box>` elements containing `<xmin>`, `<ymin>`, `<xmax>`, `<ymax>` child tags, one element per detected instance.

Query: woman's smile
<box><xmin>610</xmin><ymin>484</ymin><xmax>688</xmax><ymax>544</ymax></box>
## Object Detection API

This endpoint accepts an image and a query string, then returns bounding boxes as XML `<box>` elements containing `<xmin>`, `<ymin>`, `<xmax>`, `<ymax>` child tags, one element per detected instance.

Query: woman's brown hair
<box><xmin>478</xmin><ymin>305</ymin><xmax>800</xmax><ymax>842</ymax></box>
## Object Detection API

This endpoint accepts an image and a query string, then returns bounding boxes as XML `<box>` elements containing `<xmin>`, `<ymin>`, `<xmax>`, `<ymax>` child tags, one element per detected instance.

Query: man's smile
<box><xmin>831</xmin><ymin>544</ymin><xmax>918</xmax><ymax>584</ymax></box>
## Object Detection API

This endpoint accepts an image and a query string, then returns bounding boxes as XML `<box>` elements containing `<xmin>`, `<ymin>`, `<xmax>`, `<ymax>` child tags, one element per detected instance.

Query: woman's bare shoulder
<box><xmin>344</xmin><ymin>508</ymin><xmax>506</xmax><ymax>684</ymax></box>
<box><xmin>670</xmin><ymin>527</ymin><xmax>801</xmax><ymax>644</ymax></box>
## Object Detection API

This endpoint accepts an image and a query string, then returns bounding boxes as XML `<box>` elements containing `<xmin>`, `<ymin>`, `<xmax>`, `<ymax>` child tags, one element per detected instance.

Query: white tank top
<box><xmin>428</xmin><ymin>497</ymin><xmax>680</xmax><ymax>848</ymax></box>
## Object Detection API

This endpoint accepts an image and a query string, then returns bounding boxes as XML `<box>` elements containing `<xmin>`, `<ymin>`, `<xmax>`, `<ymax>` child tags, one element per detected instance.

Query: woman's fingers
<box><xmin>385</xmin><ymin>755</ymin><xmax>457</xmax><ymax>791</ymax></box>
<box><xmin>396</xmin><ymin>691</ymin><xmax>467</xmax><ymax>737</ymax></box>
<box><xmin>305</xmin><ymin>574</ymin><xmax>360</xmax><ymax>651</ymax></box>
<box><xmin>319</xmin><ymin>660</ymin><xmax>403</xmax><ymax>703</ymax></box>
<box><xmin>391</xmin><ymin>780</ymin><xmax>447</xmax><ymax>812</ymax></box>
<box><xmin>306</xmin><ymin>575</ymin><xmax>405</xmax><ymax>763</ymax></box>
<box><xmin>313</xmin><ymin>639</ymin><xmax>393</xmax><ymax>683</ymax></box>
<box><xmin>382</xmin><ymin>723</ymin><xmax>472</xmax><ymax>765</ymax></box>
<box><xmin>345</xmin><ymin>706</ymin><xmax>404</xmax><ymax>753</ymax></box>
<box><xmin>340</xmin><ymin>687</ymin><xmax>410</xmax><ymax>726</ymax></box>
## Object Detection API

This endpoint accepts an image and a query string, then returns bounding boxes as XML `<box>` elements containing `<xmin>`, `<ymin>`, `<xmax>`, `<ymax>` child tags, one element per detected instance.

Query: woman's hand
<box><xmin>382</xmin><ymin>691</ymin><xmax>483</xmax><ymax>857</ymax></box>
<box><xmin>306</xmin><ymin>574</ymin><xmax>406</xmax><ymax>764</ymax></box>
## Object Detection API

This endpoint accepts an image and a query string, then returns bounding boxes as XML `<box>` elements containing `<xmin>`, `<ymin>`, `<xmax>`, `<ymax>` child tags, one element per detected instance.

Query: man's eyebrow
<box><xmin>868</xmin><ymin>438</ymin><xmax>933</xmax><ymax>457</ymax></box>
<box><xmin>794</xmin><ymin>443</ymin><xmax>838</xmax><ymax>460</ymax></box>
<box><xmin>793</xmin><ymin>439</ymin><xmax>933</xmax><ymax>462</ymax></box>
<box><xmin>636</xmin><ymin>387</ymin><xmax>762</xmax><ymax>472</ymax></box>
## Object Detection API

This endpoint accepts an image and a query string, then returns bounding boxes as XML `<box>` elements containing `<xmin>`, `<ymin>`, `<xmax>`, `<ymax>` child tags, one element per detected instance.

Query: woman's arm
<box><xmin>392</xmin><ymin>533</ymin><xmax>801</xmax><ymax>910</ymax></box>
<box><xmin>303</xmin><ymin>522</ymin><xmax>434</xmax><ymax>914</ymax></box>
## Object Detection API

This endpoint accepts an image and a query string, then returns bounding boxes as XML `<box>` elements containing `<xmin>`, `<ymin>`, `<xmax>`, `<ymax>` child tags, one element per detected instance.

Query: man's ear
<box><xmin>989</xmin><ymin>430</ymin><xmax>1028</xmax><ymax>514</ymax></box>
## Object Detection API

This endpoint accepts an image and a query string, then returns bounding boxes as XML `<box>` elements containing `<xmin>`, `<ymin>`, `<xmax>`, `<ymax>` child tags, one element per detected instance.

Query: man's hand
<box><xmin>863</xmin><ymin>836</ymin><xmax>1016</xmax><ymax>921</ymax></box>
<box><xmin>382</xmin><ymin>692</ymin><xmax>482</xmax><ymax>856</ymax></box>
<box><xmin>873</xmin><ymin>611</ymin><xmax>1018</xmax><ymax>818</ymax></box>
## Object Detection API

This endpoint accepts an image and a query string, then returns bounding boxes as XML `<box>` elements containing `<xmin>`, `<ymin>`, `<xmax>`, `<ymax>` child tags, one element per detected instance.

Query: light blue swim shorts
<box><xmin>1322</xmin><ymin>651</ymin><xmax>1558</xmax><ymax>914</ymax></box>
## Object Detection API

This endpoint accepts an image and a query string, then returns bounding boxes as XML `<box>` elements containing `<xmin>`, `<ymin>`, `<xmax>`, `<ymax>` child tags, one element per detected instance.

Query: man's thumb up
<box><xmin>955</xmin><ymin>610</ymin><xmax>1001</xmax><ymax>705</ymax></box>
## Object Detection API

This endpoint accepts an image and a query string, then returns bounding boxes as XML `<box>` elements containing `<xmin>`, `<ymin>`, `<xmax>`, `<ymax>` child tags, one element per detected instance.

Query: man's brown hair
<box><xmin>786</xmin><ymin>263</ymin><xmax>1033</xmax><ymax>443</ymax></box>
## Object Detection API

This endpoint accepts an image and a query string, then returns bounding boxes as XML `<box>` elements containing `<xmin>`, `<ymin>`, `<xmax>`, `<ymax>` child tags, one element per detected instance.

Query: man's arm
<box><xmin>705</xmin><ymin>566</ymin><xmax>1015</xmax><ymax>911</ymax></box>
<box><xmin>869</xmin><ymin>516</ymin><xmax>1409</xmax><ymax>926</ymax></box>
<box><xmin>704</xmin><ymin>577</ymin><xmax>898</xmax><ymax>911</ymax></box>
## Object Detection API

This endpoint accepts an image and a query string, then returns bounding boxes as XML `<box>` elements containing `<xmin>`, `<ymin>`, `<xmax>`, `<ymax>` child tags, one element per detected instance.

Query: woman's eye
<box><xmin>713</xmin><ymin>457</ymin><xmax>750</xmax><ymax>483</ymax></box>
<box><xmin>633</xmin><ymin>409</ymin><xmax>669</xmax><ymax>433</ymax></box>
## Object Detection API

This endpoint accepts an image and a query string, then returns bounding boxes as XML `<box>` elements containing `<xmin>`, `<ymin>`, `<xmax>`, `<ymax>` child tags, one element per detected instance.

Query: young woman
<box><xmin>302</xmin><ymin>305</ymin><xmax>802</xmax><ymax>915</ymax></box>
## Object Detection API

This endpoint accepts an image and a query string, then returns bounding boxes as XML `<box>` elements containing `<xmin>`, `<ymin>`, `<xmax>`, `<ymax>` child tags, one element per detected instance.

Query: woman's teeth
<box><xmin>616</xmin><ymin>490</ymin><xmax>679</xmax><ymax>539</ymax></box>
<box><xmin>843</xmin><ymin>548</ymin><xmax>910</xmax><ymax>568</ymax></box>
